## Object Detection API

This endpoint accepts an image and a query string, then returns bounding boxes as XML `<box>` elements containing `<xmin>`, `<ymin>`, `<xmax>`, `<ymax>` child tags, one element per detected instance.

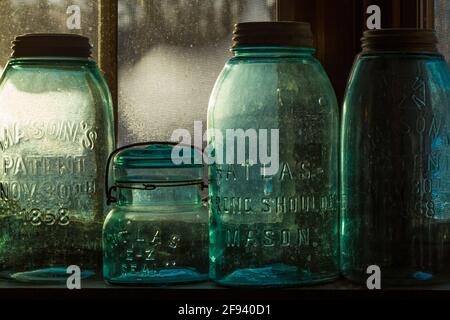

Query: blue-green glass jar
<box><xmin>0</xmin><ymin>34</ymin><xmax>114</xmax><ymax>282</ymax></box>
<box><xmin>341</xmin><ymin>29</ymin><xmax>450</xmax><ymax>286</ymax></box>
<box><xmin>103</xmin><ymin>143</ymin><xmax>209</xmax><ymax>285</ymax></box>
<box><xmin>208</xmin><ymin>22</ymin><xmax>340</xmax><ymax>287</ymax></box>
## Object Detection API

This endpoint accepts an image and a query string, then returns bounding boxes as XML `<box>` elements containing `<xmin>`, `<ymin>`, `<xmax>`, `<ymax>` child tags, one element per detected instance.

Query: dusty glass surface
<box><xmin>341</xmin><ymin>51</ymin><xmax>450</xmax><ymax>286</ymax></box>
<box><xmin>103</xmin><ymin>144</ymin><xmax>208</xmax><ymax>285</ymax></box>
<box><xmin>118</xmin><ymin>0</ymin><xmax>276</xmax><ymax>146</ymax></box>
<box><xmin>435</xmin><ymin>0</ymin><xmax>450</xmax><ymax>65</ymax></box>
<box><xmin>208</xmin><ymin>47</ymin><xmax>340</xmax><ymax>287</ymax></box>
<box><xmin>0</xmin><ymin>56</ymin><xmax>114</xmax><ymax>281</ymax></box>
<box><xmin>0</xmin><ymin>0</ymin><xmax>99</xmax><ymax>68</ymax></box>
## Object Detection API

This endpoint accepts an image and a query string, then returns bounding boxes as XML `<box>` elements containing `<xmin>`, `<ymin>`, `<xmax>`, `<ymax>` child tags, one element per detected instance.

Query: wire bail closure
<box><xmin>105</xmin><ymin>141</ymin><xmax>206</xmax><ymax>205</ymax></box>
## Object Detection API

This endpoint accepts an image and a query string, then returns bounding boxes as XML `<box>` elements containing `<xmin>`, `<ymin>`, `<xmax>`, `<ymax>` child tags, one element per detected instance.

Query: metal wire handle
<box><xmin>105</xmin><ymin>141</ymin><xmax>207</xmax><ymax>205</ymax></box>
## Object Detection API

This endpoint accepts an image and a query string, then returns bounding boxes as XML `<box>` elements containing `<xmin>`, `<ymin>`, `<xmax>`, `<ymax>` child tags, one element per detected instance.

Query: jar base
<box><xmin>213</xmin><ymin>264</ymin><xmax>339</xmax><ymax>288</ymax></box>
<box><xmin>105</xmin><ymin>268</ymin><xmax>208</xmax><ymax>286</ymax></box>
<box><xmin>1</xmin><ymin>267</ymin><xmax>97</xmax><ymax>284</ymax></box>
<box><xmin>343</xmin><ymin>269</ymin><xmax>450</xmax><ymax>287</ymax></box>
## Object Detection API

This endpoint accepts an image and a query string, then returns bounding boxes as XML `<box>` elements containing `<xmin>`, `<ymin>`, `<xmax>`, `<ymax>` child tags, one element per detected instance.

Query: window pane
<box><xmin>0</xmin><ymin>0</ymin><xmax>99</xmax><ymax>68</ymax></box>
<box><xmin>118</xmin><ymin>0</ymin><xmax>276</xmax><ymax>146</ymax></box>
<box><xmin>435</xmin><ymin>0</ymin><xmax>450</xmax><ymax>65</ymax></box>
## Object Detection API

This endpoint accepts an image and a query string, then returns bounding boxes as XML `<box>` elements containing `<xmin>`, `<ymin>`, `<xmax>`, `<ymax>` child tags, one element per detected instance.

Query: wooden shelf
<box><xmin>0</xmin><ymin>279</ymin><xmax>450</xmax><ymax>296</ymax></box>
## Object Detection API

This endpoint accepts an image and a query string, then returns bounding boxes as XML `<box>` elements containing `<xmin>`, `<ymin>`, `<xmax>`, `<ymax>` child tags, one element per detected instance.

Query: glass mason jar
<box><xmin>341</xmin><ymin>29</ymin><xmax>450</xmax><ymax>286</ymax></box>
<box><xmin>103</xmin><ymin>143</ymin><xmax>209</xmax><ymax>285</ymax></box>
<box><xmin>0</xmin><ymin>34</ymin><xmax>114</xmax><ymax>282</ymax></box>
<box><xmin>208</xmin><ymin>22</ymin><xmax>340</xmax><ymax>287</ymax></box>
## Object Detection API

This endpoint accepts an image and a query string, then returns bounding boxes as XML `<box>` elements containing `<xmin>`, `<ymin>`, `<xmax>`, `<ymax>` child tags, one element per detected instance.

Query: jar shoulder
<box><xmin>104</xmin><ymin>206</ymin><xmax>208</xmax><ymax>225</ymax></box>
<box><xmin>0</xmin><ymin>59</ymin><xmax>114</xmax><ymax>129</ymax></box>
<box><xmin>347</xmin><ymin>53</ymin><xmax>450</xmax><ymax>86</ymax></box>
<box><xmin>209</xmin><ymin>56</ymin><xmax>338</xmax><ymax>121</ymax></box>
<box><xmin>0</xmin><ymin>59</ymin><xmax>108</xmax><ymax>94</ymax></box>
<box><xmin>343</xmin><ymin>54</ymin><xmax>450</xmax><ymax>112</ymax></box>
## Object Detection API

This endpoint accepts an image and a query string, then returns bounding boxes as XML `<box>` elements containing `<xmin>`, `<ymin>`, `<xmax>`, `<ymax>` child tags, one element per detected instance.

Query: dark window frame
<box><xmin>277</xmin><ymin>0</ymin><xmax>435</xmax><ymax>104</ymax></box>
<box><xmin>98</xmin><ymin>0</ymin><xmax>118</xmax><ymax>133</ymax></box>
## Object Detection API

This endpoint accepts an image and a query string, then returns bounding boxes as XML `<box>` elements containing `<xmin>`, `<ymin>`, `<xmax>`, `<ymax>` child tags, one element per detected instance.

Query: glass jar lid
<box><xmin>106</xmin><ymin>142</ymin><xmax>204</xmax><ymax>204</ymax></box>
<box><xmin>114</xmin><ymin>143</ymin><xmax>201</xmax><ymax>168</ymax></box>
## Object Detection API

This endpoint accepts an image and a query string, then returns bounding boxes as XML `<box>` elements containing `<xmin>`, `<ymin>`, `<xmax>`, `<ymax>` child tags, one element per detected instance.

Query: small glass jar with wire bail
<box><xmin>103</xmin><ymin>142</ymin><xmax>209</xmax><ymax>285</ymax></box>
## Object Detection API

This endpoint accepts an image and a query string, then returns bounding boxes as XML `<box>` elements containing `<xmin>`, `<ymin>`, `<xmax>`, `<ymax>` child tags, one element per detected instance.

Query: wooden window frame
<box><xmin>98</xmin><ymin>0</ymin><xmax>118</xmax><ymax>134</ymax></box>
<box><xmin>277</xmin><ymin>0</ymin><xmax>435</xmax><ymax>104</ymax></box>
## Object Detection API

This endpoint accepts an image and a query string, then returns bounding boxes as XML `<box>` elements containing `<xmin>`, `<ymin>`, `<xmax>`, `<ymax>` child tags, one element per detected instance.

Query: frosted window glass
<box><xmin>0</xmin><ymin>0</ymin><xmax>99</xmax><ymax>69</ymax></box>
<box><xmin>118</xmin><ymin>0</ymin><xmax>276</xmax><ymax>146</ymax></box>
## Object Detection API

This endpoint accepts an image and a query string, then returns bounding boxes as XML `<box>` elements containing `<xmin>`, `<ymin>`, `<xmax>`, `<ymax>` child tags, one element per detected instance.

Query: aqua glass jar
<box><xmin>208</xmin><ymin>22</ymin><xmax>340</xmax><ymax>287</ymax></box>
<box><xmin>103</xmin><ymin>143</ymin><xmax>209</xmax><ymax>285</ymax></box>
<box><xmin>341</xmin><ymin>29</ymin><xmax>450</xmax><ymax>286</ymax></box>
<box><xmin>0</xmin><ymin>34</ymin><xmax>114</xmax><ymax>282</ymax></box>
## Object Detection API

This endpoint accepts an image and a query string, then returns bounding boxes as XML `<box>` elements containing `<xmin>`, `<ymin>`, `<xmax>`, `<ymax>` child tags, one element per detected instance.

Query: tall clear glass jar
<box><xmin>0</xmin><ymin>34</ymin><xmax>114</xmax><ymax>282</ymax></box>
<box><xmin>341</xmin><ymin>29</ymin><xmax>450</xmax><ymax>286</ymax></box>
<box><xmin>103</xmin><ymin>143</ymin><xmax>209</xmax><ymax>285</ymax></box>
<box><xmin>208</xmin><ymin>22</ymin><xmax>340</xmax><ymax>287</ymax></box>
